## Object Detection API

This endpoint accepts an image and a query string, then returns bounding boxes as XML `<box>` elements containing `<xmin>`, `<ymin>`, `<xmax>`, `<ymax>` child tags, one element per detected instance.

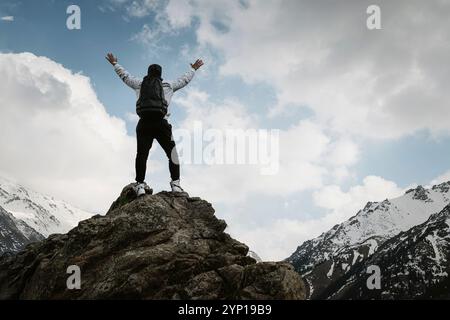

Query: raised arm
<box><xmin>106</xmin><ymin>53</ymin><xmax>142</xmax><ymax>90</ymax></box>
<box><xmin>171</xmin><ymin>59</ymin><xmax>204</xmax><ymax>92</ymax></box>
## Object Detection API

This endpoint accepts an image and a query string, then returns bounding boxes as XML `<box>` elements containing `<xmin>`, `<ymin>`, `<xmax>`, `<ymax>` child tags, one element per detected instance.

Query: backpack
<box><xmin>136</xmin><ymin>76</ymin><xmax>168</xmax><ymax>119</ymax></box>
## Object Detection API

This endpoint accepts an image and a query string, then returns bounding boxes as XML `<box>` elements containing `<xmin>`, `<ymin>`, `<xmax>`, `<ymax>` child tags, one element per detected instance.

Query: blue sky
<box><xmin>1</xmin><ymin>0</ymin><xmax>450</xmax><ymax>259</ymax></box>
<box><xmin>0</xmin><ymin>0</ymin><xmax>278</xmax><ymax>129</ymax></box>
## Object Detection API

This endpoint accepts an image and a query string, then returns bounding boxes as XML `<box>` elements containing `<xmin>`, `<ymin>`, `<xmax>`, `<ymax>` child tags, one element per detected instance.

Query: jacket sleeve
<box><xmin>113</xmin><ymin>63</ymin><xmax>142</xmax><ymax>90</ymax></box>
<box><xmin>170</xmin><ymin>67</ymin><xmax>196</xmax><ymax>92</ymax></box>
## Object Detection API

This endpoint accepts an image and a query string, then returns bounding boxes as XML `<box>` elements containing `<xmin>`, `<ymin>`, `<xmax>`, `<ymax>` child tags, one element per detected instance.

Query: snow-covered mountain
<box><xmin>286</xmin><ymin>181</ymin><xmax>450</xmax><ymax>299</ymax></box>
<box><xmin>0</xmin><ymin>176</ymin><xmax>93</xmax><ymax>237</ymax></box>
<box><xmin>0</xmin><ymin>205</ymin><xmax>43</xmax><ymax>254</ymax></box>
<box><xmin>328</xmin><ymin>204</ymin><xmax>450</xmax><ymax>299</ymax></box>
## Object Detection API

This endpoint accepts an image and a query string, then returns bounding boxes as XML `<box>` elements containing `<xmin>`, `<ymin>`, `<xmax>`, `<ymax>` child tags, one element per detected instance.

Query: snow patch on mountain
<box><xmin>366</xmin><ymin>239</ymin><xmax>378</xmax><ymax>255</ymax></box>
<box><xmin>0</xmin><ymin>205</ymin><xmax>43</xmax><ymax>254</ymax></box>
<box><xmin>326</xmin><ymin>261</ymin><xmax>334</xmax><ymax>278</ymax></box>
<box><xmin>0</xmin><ymin>176</ymin><xmax>93</xmax><ymax>237</ymax></box>
<box><xmin>426</xmin><ymin>232</ymin><xmax>443</xmax><ymax>263</ymax></box>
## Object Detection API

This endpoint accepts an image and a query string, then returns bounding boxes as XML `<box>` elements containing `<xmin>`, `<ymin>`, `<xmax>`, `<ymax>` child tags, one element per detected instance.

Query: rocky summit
<box><xmin>0</xmin><ymin>184</ymin><xmax>305</xmax><ymax>300</ymax></box>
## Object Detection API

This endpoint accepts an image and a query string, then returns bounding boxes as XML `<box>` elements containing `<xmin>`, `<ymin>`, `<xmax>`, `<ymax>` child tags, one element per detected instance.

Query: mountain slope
<box><xmin>327</xmin><ymin>204</ymin><xmax>450</xmax><ymax>299</ymax></box>
<box><xmin>0</xmin><ymin>184</ymin><xmax>306</xmax><ymax>300</ymax></box>
<box><xmin>286</xmin><ymin>182</ymin><xmax>450</xmax><ymax>299</ymax></box>
<box><xmin>0</xmin><ymin>205</ymin><xmax>43</xmax><ymax>254</ymax></box>
<box><xmin>0</xmin><ymin>177</ymin><xmax>93</xmax><ymax>237</ymax></box>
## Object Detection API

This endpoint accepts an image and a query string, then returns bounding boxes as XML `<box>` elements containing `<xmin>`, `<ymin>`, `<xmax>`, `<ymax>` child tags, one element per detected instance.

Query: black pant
<box><xmin>135</xmin><ymin>117</ymin><xmax>180</xmax><ymax>183</ymax></box>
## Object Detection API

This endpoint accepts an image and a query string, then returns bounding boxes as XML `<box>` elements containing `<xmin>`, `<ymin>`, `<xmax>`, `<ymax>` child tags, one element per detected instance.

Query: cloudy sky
<box><xmin>1</xmin><ymin>0</ymin><xmax>450</xmax><ymax>260</ymax></box>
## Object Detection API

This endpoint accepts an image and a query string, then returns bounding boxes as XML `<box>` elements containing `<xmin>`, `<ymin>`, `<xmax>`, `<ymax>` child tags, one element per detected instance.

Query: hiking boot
<box><xmin>134</xmin><ymin>182</ymin><xmax>152</xmax><ymax>197</ymax></box>
<box><xmin>170</xmin><ymin>180</ymin><xmax>188</xmax><ymax>196</ymax></box>
<box><xmin>143</xmin><ymin>183</ymin><xmax>153</xmax><ymax>194</ymax></box>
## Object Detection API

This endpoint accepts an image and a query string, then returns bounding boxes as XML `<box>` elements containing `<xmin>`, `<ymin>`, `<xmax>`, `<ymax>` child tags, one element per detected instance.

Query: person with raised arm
<box><xmin>106</xmin><ymin>53</ymin><xmax>204</xmax><ymax>196</ymax></box>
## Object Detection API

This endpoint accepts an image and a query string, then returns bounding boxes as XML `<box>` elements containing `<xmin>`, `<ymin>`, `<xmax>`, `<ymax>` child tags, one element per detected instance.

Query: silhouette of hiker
<box><xmin>106</xmin><ymin>53</ymin><xmax>204</xmax><ymax>196</ymax></box>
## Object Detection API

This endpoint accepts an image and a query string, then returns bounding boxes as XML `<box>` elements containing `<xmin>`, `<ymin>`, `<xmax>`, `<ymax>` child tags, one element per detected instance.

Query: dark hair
<box><xmin>147</xmin><ymin>64</ymin><xmax>162</xmax><ymax>80</ymax></box>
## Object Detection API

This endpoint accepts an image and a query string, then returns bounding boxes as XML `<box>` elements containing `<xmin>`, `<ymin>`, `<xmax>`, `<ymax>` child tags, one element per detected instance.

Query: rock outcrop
<box><xmin>0</xmin><ymin>185</ymin><xmax>305</xmax><ymax>300</ymax></box>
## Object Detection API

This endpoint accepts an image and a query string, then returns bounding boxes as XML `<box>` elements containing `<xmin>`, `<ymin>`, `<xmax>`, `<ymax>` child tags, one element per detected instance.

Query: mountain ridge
<box><xmin>0</xmin><ymin>176</ymin><xmax>93</xmax><ymax>253</ymax></box>
<box><xmin>324</xmin><ymin>204</ymin><xmax>450</xmax><ymax>299</ymax></box>
<box><xmin>287</xmin><ymin>181</ymin><xmax>450</xmax><ymax>299</ymax></box>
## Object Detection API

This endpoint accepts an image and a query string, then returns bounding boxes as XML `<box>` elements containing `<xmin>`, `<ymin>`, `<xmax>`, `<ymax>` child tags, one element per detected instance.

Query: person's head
<box><xmin>147</xmin><ymin>64</ymin><xmax>162</xmax><ymax>80</ymax></box>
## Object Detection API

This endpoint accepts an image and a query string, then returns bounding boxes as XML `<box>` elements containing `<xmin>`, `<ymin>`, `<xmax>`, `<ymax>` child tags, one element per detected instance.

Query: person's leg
<box><xmin>155</xmin><ymin>119</ymin><xmax>180</xmax><ymax>182</ymax></box>
<box><xmin>135</xmin><ymin>119</ymin><xmax>154</xmax><ymax>183</ymax></box>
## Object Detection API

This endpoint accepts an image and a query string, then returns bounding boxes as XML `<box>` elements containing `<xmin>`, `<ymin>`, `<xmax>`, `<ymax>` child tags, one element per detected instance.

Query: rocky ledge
<box><xmin>0</xmin><ymin>184</ymin><xmax>305</xmax><ymax>300</ymax></box>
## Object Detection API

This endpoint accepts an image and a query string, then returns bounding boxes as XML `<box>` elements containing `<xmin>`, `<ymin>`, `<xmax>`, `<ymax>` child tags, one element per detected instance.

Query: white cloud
<box><xmin>429</xmin><ymin>170</ymin><xmax>450</xmax><ymax>187</ymax></box>
<box><xmin>129</xmin><ymin>0</ymin><xmax>236</xmax><ymax>57</ymax></box>
<box><xmin>130</xmin><ymin>24</ymin><xmax>171</xmax><ymax>53</ymax></box>
<box><xmin>165</xmin><ymin>0</ymin><xmax>194</xmax><ymax>29</ymax></box>
<box><xmin>326</xmin><ymin>139</ymin><xmax>360</xmax><ymax>168</ymax></box>
<box><xmin>126</xmin><ymin>0</ymin><xmax>158</xmax><ymax>17</ymax></box>
<box><xmin>116</xmin><ymin>0</ymin><xmax>450</xmax><ymax>140</ymax></box>
<box><xmin>174</xmin><ymin>88</ymin><xmax>254</xmax><ymax>130</ymax></box>
<box><xmin>231</xmin><ymin>218</ymin><xmax>325</xmax><ymax>261</ymax></box>
<box><xmin>124</xmin><ymin>0</ymin><xmax>191</xmax><ymax>49</ymax></box>
<box><xmin>316</xmin><ymin>176</ymin><xmax>403</xmax><ymax>208</ymax></box>
<box><xmin>155</xmin><ymin>0</ymin><xmax>450</xmax><ymax>140</ymax></box>
<box><xmin>125</xmin><ymin>111</ymin><xmax>139</xmax><ymax>124</ymax></box>
<box><xmin>0</xmin><ymin>52</ymin><xmax>139</xmax><ymax>212</ymax></box>
<box><xmin>1</xmin><ymin>16</ymin><xmax>14</xmax><ymax>22</ymax></box>
<box><xmin>172</xmin><ymin>89</ymin><xmax>359</xmax><ymax>204</ymax></box>
<box><xmin>232</xmin><ymin>175</ymin><xmax>404</xmax><ymax>260</ymax></box>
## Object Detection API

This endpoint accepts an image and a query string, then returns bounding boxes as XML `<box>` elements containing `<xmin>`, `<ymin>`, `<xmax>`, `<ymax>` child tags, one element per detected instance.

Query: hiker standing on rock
<box><xmin>106</xmin><ymin>53</ymin><xmax>204</xmax><ymax>196</ymax></box>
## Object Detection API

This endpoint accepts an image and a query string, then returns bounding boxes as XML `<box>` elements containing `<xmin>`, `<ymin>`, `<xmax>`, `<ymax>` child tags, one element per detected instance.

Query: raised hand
<box><xmin>190</xmin><ymin>59</ymin><xmax>204</xmax><ymax>71</ymax></box>
<box><xmin>106</xmin><ymin>53</ymin><xmax>118</xmax><ymax>66</ymax></box>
